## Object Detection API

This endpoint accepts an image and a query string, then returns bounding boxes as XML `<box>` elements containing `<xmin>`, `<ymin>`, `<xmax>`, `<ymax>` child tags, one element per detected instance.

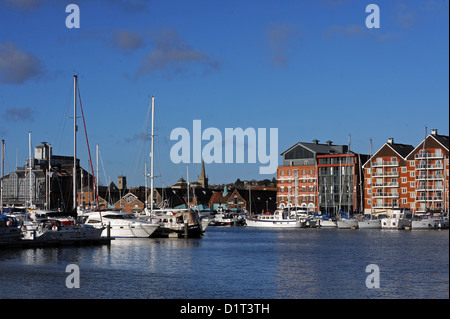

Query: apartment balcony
<box><xmin>373</xmin><ymin>203</ymin><xmax>400</xmax><ymax>209</ymax></box>
<box><xmin>415</xmin><ymin>152</ymin><xmax>443</xmax><ymax>159</ymax></box>
<box><xmin>372</xmin><ymin>161</ymin><xmax>399</xmax><ymax>167</ymax></box>
<box><xmin>372</xmin><ymin>172</ymin><xmax>399</xmax><ymax>178</ymax></box>
<box><xmin>372</xmin><ymin>182</ymin><xmax>399</xmax><ymax>188</ymax></box>
<box><xmin>416</xmin><ymin>163</ymin><xmax>444</xmax><ymax>170</ymax></box>
<box><xmin>416</xmin><ymin>174</ymin><xmax>444</xmax><ymax>181</ymax></box>
<box><xmin>416</xmin><ymin>196</ymin><xmax>444</xmax><ymax>202</ymax></box>
<box><xmin>373</xmin><ymin>192</ymin><xmax>399</xmax><ymax>198</ymax></box>
<box><xmin>416</xmin><ymin>186</ymin><xmax>444</xmax><ymax>191</ymax></box>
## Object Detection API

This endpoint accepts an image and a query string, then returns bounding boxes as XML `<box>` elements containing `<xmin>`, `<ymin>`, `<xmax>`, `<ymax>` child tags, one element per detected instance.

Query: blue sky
<box><xmin>0</xmin><ymin>0</ymin><xmax>448</xmax><ymax>188</ymax></box>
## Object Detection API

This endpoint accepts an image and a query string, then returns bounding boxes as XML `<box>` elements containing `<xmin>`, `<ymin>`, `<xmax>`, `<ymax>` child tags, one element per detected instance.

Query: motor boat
<box><xmin>245</xmin><ymin>210</ymin><xmax>305</xmax><ymax>228</ymax></box>
<box><xmin>381</xmin><ymin>208</ymin><xmax>413</xmax><ymax>229</ymax></box>
<box><xmin>140</xmin><ymin>209</ymin><xmax>203</xmax><ymax>238</ymax></box>
<box><xmin>22</xmin><ymin>219</ymin><xmax>103</xmax><ymax>241</ymax></box>
<box><xmin>78</xmin><ymin>209</ymin><xmax>159</xmax><ymax>238</ymax></box>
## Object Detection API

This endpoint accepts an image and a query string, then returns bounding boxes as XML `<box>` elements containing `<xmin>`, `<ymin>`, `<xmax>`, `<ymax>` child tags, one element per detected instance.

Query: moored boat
<box><xmin>358</xmin><ymin>219</ymin><xmax>381</xmax><ymax>229</ymax></box>
<box><xmin>336</xmin><ymin>218</ymin><xmax>359</xmax><ymax>229</ymax></box>
<box><xmin>78</xmin><ymin>210</ymin><xmax>159</xmax><ymax>238</ymax></box>
<box><xmin>22</xmin><ymin>219</ymin><xmax>103</xmax><ymax>241</ymax></box>
<box><xmin>381</xmin><ymin>208</ymin><xmax>413</xmax><ymax>229</ymax></box>
<box><xmin>140</xmin><ymin>209</ymin><xmax>203</xmax><ymax>238</ymax></box>
<box><xmin>411</xmin><ymin>214</ymin><xmax>449</xmax><ymax>230</ymax></box>
<box><xmin>245</xmin><ymin>210</ymin><xmax>305</xmax><ymax>228</ymax></box>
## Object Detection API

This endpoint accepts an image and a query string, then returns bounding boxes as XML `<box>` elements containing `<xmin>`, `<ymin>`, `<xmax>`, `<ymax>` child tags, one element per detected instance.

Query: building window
<box><xmin>410</xmin><ymin>160</ymin><xmax>415</xmax><ymax>167</ymax></box>
<box><xmin>402</xmin><ymin>188</ymin><xmax>407</xmax><ymax>194</ymax></box>
<box><xmin>410</xmin><ymin>171</ymin><xmax>415</xmax><ymax>177</ymax></box>
<box><xmin>410</xmin><ymin>192</ymin><xmax>415</xmax><ymax>198</ymax></box>
<box><xmin>402</xmin><ymin>177</ymin><xmax>407</xmax><ymax>183</ymax></box>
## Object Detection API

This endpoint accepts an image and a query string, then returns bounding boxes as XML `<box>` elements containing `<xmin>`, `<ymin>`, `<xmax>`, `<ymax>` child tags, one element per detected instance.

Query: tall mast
<box><xmin>73</xmin><ymin>75</ymin><xmax>78</xmax><ymax>210</ymax></box>
<box><xmin>96</xmin><ymin>144</ymin><xmax>99</xmax><ymax>208</ymax></box>
<box><xmin>28</xmin><ymin>131</ymin><xmax>32</xmax><ymax>208</ymax></box>
<box><xmin>150</xmin><ymin>96</ymin><xmax>155</xmax><ymax>215</ymax></box>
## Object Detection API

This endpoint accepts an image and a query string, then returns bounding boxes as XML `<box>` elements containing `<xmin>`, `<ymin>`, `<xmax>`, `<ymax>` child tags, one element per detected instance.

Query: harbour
<box><xmin>0</xmin><ymin>227</ymin><xmax>448</xmax><ymax>299</ymax></box>
<box><xmin>0</xmin><ymin>1</ymin><xmax>448</xmax><ymax>307</ymax></box>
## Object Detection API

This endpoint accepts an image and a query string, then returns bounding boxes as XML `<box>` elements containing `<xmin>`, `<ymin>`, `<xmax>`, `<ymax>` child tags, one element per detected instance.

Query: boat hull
<box><xmin>337</xmin><ymin>219</ymin><xmax>359</xmax><ymax>229</ymax></box>
<box><xmin>245</xmin><ymin>218</ymin><xmax>305</xmax><ymax>228</ymax></box>
<box><xmin>23</xmin><ymin>225</ymin><xmax>104</xmax><ymax>241</ymax></box>
<box><xmin>318</xmin><ymin>219</ymin><xmax>337</xmax><ymax>228</ymax></box>
<box><xmin>0</xmin><ymin>227</ymin><xmax>22</xmax><ymax>242</ymax></box>
<box><xmin>381</xmin><ymin>218</ymin><xmax>412</xmax><ymax>229</ymax></box>
<box><xmin>411</xmin><ymin>219</ymin><xmax>448</xmax><ymax>230</ymax></box>
<box><xmin>150</xmin><ymin>224</ymin><xmax>203</xmax><ymax>238</ymax></box>
<box><xmin>101</xmin><ymin>223</ymin><xmax>159</xmax><ymax>238</ymax></box>
<box><xmin>358</xmin><ymin>220</ymin><xmax>381</xmax><ymax>229</ymax></box>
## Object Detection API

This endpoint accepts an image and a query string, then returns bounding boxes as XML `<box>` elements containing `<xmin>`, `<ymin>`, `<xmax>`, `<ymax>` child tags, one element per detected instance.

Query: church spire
<box><xmin>198</xmin><ymin>159</ymin><xmax>208</xmax><ymax>189</ymax></box>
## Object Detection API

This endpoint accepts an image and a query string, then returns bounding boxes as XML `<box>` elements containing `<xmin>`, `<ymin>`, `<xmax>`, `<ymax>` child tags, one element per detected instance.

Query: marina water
<box><xmin>0</xmin><ymin>227</ymin><xmax>448</xmax><ymax>299</ymax></box>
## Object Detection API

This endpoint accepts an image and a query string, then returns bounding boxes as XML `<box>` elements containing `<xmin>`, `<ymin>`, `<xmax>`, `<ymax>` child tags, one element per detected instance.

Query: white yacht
<box><xmin>22</xmin><ymin>219</ymin><xmax>103</xmax><ymax>241</ymax></box>
<box><xmin>337</xmin><ymin>218</ymin><xmax>359</xmax><ymax>229</ymax></box>
<box><xmin>381</xmin><ymin>208</ymin><xmax>413</xmax><ymax>229</ymax></box>
<box><xmin>78</xmin><ymin>210</ymin><xmax>159</xmax><ymax>238</ymax></box>
<box><xmin>358</xmin><ymin>219</ymin><xmax>381</xmax><ymax>229</ymax></box>
<box><xmin>411</xmin><ymin>214</ymin><xmax>449</xmax><ymax>230</ymax></box>
<box><xmin>358</xmin><ymin>214</ymin><xmax>383</xmax><ymax>229</ymax></box>
<box><xmin>245</xmin><ymin>210</ymin><xmax>305</xmax><ymax>228</ymax></box>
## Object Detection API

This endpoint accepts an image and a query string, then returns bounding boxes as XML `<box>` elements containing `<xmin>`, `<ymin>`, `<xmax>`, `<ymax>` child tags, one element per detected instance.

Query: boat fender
<box><xmin>53</xmin><ymin>225</ymin><xmax>58</xmax><ymax>230</ymax></box>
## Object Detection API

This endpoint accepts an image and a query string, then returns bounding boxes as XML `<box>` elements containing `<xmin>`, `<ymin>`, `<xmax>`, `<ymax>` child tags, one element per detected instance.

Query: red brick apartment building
<box><xmin>363</xmin><ymin>129</ymin><xmax>449</xmax><ymax>215</ymax></box>
<box><xmin>277</xmin><ymin>140</ymin><xmax>368</xmax><ymax>214</ymax></box>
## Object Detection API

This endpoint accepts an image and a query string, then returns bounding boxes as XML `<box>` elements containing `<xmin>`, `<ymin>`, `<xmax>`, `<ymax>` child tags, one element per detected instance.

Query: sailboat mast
<box><xmin>150</xmin><ymin>96</ymin><xmax>155</xmax><ymax>215</ymax></box>
<box><xmin>73</xmin><ymin>75</ymin><xmax>78</xmax><ymax>210</ymax></box>
<box><xmin>28</xmin><ymin>131</ymin><xmax>32</xmax><ymax>208</ymax></box>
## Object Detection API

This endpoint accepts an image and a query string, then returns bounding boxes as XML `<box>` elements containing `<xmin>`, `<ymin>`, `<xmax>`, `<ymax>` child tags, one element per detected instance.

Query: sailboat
<box><xmin>336</xmin><ymin>135</ymin><xmax>359</xmax><ymax>229</ymax></box>
<box><xmin>358</xmin><ymin>139</ymin><xmax>381</xmax><ymax>229</ymax></box>
<box><xmin>137</xmin><ymin>96</ymin><xmax>202</xmax><ymax>238</ymax></box>
<box><xmin>23</xmin><ymin>76</ymin><xmax>106</xmax><ymax>241</ymax></box>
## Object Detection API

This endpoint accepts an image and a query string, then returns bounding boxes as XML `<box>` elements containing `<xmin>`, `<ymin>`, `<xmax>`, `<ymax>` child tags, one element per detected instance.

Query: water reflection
<box><xmin>0</xmin><ymin>228</ymin><xmax>448</xmax><ymax>299</ymax></box>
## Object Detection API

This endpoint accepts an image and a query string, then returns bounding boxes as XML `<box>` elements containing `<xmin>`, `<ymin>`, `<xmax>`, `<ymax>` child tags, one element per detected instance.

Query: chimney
<box><xmin>388</xmin><ymin>138</ymin><xmax>394</xmax><ymax>144</ymax></box>
<box><xmin>312</xmin><ymin>139</ymin><xmax>320</xmax><ymax>145</ymax></box>
<box><xmin>326</xmin><ymin>140</ymin><xmax>333</xmax><ymax>146</ymax></box>
<box><xmin>431</xmin><ymin>129</ymin><xmax>438</xmax><ymax>136</ymax></box>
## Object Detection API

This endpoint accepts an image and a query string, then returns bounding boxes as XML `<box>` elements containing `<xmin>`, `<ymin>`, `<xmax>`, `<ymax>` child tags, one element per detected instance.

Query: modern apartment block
<box><xmin>277</xmin><ymin>139</ymin><xmax>368</xmax><ymax>214</ymax></box>
<box><xmin>363</xmin><ymin>129</ymin><xmax>449</xmax><ymax>215</ymax></box>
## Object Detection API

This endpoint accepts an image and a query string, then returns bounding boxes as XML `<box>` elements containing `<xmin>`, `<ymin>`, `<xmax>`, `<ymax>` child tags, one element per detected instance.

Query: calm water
<box><xmin>0</xmin><ymin>227</ymin><xmax>448</xmax><ymax>299</ymax></box>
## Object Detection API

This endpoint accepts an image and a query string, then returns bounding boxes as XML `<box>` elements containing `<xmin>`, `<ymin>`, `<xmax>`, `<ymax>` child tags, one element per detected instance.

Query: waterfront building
<box><xmin>1</xmin><ymin>142</ymin><xmax>88</xmax><ymax>211</ymax></box>
<box><xmin>277</xmin><ymin>139</ymin><xmax>368</xmax><ymax>215</ymax></box>
<box><xmin>363</xmin><ymin>138</ymin><xmax>414</xmax><ymax>215</ymax></box>
<box><xmin>406</xmin><ymin>129</ymin><xmax>449</xmax><ymax>214</ymax></box>
<box><xmin>363</xmin><ymin>129</ymin><xmax>449</xmax><ymax>216</ymax></box>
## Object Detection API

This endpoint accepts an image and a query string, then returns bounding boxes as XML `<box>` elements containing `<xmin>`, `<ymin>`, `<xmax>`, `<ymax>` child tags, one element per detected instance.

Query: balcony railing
<box><xmin>372</xmin><ymin>182</ymin><xmax>399</xmax><ymax>188</ymax></box>
<box><xmin>416</xmin><ymin>174</ymin><xmax>444</xmax><ymax>180</ymax></box>
<box><xmin>372</xmin><ymin>172</ymin><xmax>399</xmax><ymax>178</ymax></box>
<box><xmin>416</xmin><ymin>164</ymin><xmax>444</xmax><ymax>170</ymax></box>
<box><xmin>373</xmin><ymin>192</ymin><xmax>399</xmax><ymax>198</ymax></box>
<box><xmin>372</xmin><ymin>161</ymin><xmax>399</xmax><ymax>167</ymax></box>
<box><xmin>416</xmin><ymin>196</ymin><xmax>444</xmax><ymax>202</ymax></box>
<box><xmin>373</xmin><ymin>203</ymin><xmax>400</xmax><ymax>208</ymax></box>
<box><xmin>415</xmin><ymin>152</ymin><xmax>443</xmax><ymax>159</ymax></box>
